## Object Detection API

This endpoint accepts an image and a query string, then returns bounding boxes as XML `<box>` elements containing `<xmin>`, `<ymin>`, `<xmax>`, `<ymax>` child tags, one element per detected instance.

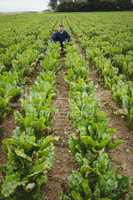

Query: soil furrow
<box><xmin>44</xmin><ymin>68</ymin><xmax>76</xmax><ymax>200</ymax></box>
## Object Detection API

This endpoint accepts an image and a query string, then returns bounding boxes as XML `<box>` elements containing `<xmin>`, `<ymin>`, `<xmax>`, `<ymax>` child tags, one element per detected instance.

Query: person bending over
<box><xmin>51</xmin><ymin>24</ymin><xmax>70</xmax><ymax>48</ymax></box>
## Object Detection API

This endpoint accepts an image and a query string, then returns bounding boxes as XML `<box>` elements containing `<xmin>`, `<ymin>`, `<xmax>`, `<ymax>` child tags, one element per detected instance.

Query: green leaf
<box><xmin>107</xmin><ymin>139</ymin><xmax>123</xmax><ymax>150</ymax></box>
<box><xmin>71</xmin><ymin>191</ymin><xmax>83</xmax><ymax>200</ymax></box>
<box><xmin>80</xmin><ymin>135</ymin><xmax>97</xmax><ymax>147</ymax></box>
<box><xmin>14</xmin><ymin>148</ymin><xmax>32</xmax><ymax>162</ymax></box>
<box><xmin>81</xmin><ymin>179</ymin><xmax>91</xmax><ymax>198</ymax></box>
<box><xmin>1</xmin><ymin>173</ymin><xmax>25</xmax><ymax>198</ymax></box>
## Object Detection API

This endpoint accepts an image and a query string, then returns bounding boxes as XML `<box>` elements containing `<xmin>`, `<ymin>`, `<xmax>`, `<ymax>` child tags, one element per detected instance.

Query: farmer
<box><xmin>51</xmin><ymin>24</ymin><xmax>70</xmax><ymax>48</ymax></box>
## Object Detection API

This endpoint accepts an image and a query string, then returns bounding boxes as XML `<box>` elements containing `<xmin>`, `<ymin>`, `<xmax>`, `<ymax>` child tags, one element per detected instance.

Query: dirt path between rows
<box><xmin>44</xmin><ymin>66</ymin><xmax>76</xmax><ymax>200</ymax></box>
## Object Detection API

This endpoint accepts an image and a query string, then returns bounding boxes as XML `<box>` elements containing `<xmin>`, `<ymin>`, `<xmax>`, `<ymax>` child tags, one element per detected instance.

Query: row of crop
<box><xmin>0</xmin><ymin>43</ymin><xmax>60</xmax><ymax>200</ymax></box>
<box><xmin>0</xmin><ymin>24</ymin><xmax>56</xmax><ymax>74</ymax></box>
<box><xmin>86</xmin><ymin>43</ymin><xmax>133</xmax><ymax>128</ymax></box>
<box><xmin>0</xmin><ymin>34</ymin><xmax>41</xmax><ymax>72</ymax></box>
<box><xmin>0</xmin><ymin>20</ymin><xmax>57</xmax><ymax>123</ymax></box>
<box><xmin>0</xmin><ymin>14</ymin><xmax>56</xmax><ymax>71</ymax></box>
<box><xmin>66</xmin><ymin>16</ymin><xmax>133</xmax><ymax>128</ymax></box>
<box><xmin>69</xmin><ymin>14</ymin><xmax>133</xmax><ymax>80</ymax></box>
<box><xmin>0</xmin><ymin>43</ymin><xmax>41</xmax><ymax>123</ymax></box>
<box><xmin>62</xmin><ymin>44</ymin><xmax>131</xmax><ymax>200</ymax></box>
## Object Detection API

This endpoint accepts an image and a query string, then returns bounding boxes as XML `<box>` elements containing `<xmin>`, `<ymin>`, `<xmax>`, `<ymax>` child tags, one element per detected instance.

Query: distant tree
<box><xmin>87</xmin><ymin>0</ymin><xmax>133</xmax><ymax>10</ymax></box>
<box><xmin>116</xmin><ymin>0</ymin><xmax>132</xmax><ymax>9</ymax></box>
<box><xmin>58</xmin><ymin>0</ymin><xmax>73</xmax><ymax>4</ymax></box>
<box><xmin>54</xmin><ymin>0</ymin><xmax>133</xmax><ymax>11</ymax></box>
<box><xmin>48</xmin><ymin>0</ymin><xmax>57</xmax><ymax>10</ymax></box>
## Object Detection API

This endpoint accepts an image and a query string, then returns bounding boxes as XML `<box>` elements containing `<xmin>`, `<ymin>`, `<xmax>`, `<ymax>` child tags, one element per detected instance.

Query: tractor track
<box><xmin>44</xmin><ymin>58</ymin><xmax>76</xmax><ymax>200</ymax></box>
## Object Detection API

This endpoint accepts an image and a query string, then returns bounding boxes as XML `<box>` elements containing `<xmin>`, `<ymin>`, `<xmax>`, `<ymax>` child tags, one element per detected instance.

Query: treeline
<box><xmin>49</xmin><ymin>0</ymin><xmax>133</xmax><ymax>12</ymax></box>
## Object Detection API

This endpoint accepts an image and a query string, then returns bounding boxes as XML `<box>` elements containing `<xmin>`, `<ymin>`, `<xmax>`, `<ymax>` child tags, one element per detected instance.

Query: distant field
<box><xmin>0</xmin><ymin>11</ymin><xmax>133</xmax><ymax>200</ymax></box>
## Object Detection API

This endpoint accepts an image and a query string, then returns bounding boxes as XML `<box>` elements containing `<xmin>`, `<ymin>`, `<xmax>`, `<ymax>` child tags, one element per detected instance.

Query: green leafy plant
<box><xmin>1</xmin><ymin>127</ymin><xmax>55</xmax><ymax>200</ymax></box>
<box><xmin>0</xmin><ymin>42</ymin><xmax>60</xmax><ymax>199</ymax></box>
<box><xmin>62</xmin><ymin>44</ymin><xmax>130</xmax><ymax>200</ymax></box>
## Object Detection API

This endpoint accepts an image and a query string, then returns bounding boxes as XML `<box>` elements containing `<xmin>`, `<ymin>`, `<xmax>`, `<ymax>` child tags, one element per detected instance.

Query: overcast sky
<box><xmin>0</xmin><ymin>0</ymin><xmax>49</xmax><ymax>12</ymax></box>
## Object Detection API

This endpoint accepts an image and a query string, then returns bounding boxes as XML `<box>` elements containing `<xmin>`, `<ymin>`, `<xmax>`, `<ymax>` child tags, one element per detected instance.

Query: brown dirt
<box><xmin>44</xmin><ymin>68</ymin><xmax>76</xmax><ymax>200</ymax></box>
<box><xmin>89</xmin><ymin>66</ymin><xmax>133</xmax><ymax>188</ymax></box>
<box><xmin>0</xmin><ymin>114</ymin><xmax>15</xmax><ymax>139</ymax></box>
<box><xmin>26</xmin><ymin>62</ymin><xmax>41</xmax><ymax>86</ymax></box>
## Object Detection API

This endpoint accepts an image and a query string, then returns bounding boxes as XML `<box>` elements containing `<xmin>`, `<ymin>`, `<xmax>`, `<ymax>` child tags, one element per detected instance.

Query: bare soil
<box><xmin>44</xmin><ymin>68</ymin><xmax>76</xmax><ymax>200</ymax></box>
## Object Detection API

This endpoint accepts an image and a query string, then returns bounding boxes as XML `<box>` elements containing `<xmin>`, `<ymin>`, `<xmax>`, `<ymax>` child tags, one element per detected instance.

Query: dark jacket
<box><xmin>51</xmin><ymin>31</ymin><xmax>70</xmax><ymax>47</ymax></box>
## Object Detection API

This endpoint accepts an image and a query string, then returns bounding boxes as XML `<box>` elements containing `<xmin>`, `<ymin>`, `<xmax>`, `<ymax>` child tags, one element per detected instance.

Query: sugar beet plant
<box><xmin>0</xmin><ymin>47</ymin><xmax>39</xmax><ymax>122</ymax></box>
<box><xmin>62</xmin><ymin>44</ymin><xmax>130</xmax><ymax>200</ymax></box>
<box><xmin>66</xmin><ymin>14</ymin><xmax>133</xmax><ymax>128</ymax></box>
<box><xmin>0</xmin><ymin>15</ymin><xmax>57</xmax><ymax>123</ymax></box>
<box><xmin>0</xmin><ymin>43</ymin><xmax>60</xmax><ymax>200</ymax></box>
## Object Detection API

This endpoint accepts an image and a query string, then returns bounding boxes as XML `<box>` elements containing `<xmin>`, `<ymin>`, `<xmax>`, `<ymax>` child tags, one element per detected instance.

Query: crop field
<box><xmin>0</xmin><ymin>12</ymin><xmax>133</xmax><ymax>200</ymax></box>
